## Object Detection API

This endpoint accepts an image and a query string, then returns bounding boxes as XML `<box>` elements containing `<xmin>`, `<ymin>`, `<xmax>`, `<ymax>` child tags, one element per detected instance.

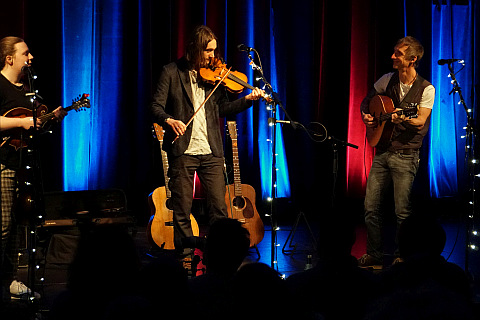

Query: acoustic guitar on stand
<box><xmin>225</xmin><ymin>121</ymin><xmax>264</xmax><ymax>247</ymax></box>
<box><xmin>147</xmin><ymin>123</ymin><xmax>199</xmax><ymax>250</ymax></box>
<box><xmin>366</xmin><ymin>95</ymin><xmax>418</xmax><ymax>147</ymax></box>
<box><xmin>1</xmin><ymin>93</ymin><xmax>90</xmax><ymax>150</ymax></box>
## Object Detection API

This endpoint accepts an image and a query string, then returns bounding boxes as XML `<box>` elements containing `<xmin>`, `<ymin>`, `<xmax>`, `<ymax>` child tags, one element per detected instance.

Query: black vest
<box><xmin>384</xmin><ymin>72</ymin><xmax>432</xmax><ymax>150</ymax></box>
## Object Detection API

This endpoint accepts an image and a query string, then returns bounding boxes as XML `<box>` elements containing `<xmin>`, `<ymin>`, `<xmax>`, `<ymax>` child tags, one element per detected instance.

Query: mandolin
<box><xmin>147</xmin><ymin>123</ymin><xmax>199</xmax><ymax>250</ymax></box>
<box><xmin>1</xmin><ymin>93</ymin><xmax>90</xmax><ymax>150</ymax></box>
<box><xmin>225</xmin><ymin>121</ymin><xmax>264</xmax><ymax>247</ymax></box>
<box><xmin>366</xmin><ymin>95</ymin><xmax>418</xmax><ymax>147</ymax></box>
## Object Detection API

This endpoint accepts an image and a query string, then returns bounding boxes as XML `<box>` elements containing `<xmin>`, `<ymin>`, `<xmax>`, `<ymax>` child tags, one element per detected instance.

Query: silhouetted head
<box><xmin>204</xmin><ymin>218</ymin><xmax>250</xmax><ymax>275</ymax></box>
<box><xmin>398</xmin><ymin>213</ymin><xmax>446</xmax><ymax>259</ymax></box>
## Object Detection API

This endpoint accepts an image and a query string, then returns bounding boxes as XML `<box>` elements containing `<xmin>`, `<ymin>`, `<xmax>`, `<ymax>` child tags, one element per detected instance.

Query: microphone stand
<box><xmin>327</xmin><ymin>136</ymin><xmax>358</xmax><ymax>208</ymax></box>
<box><xmin>246</xmin><ymin>49</ymin><xmax>296</xmax><ymax>269</ymax></box>
<box><xmin>445</xmin><ymin>61</ymin><xmax>477</xmax><ymax>274</ymax></box>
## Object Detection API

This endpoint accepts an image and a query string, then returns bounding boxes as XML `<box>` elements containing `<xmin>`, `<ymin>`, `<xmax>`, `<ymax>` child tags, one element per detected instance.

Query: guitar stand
<box><xmin>282</xmin><ymin>211</ymin><xmax>317</xmax><ymax>255</ymax></box>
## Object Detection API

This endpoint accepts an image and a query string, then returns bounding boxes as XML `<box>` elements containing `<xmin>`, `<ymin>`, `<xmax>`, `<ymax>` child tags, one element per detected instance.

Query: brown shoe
<box><xmin>357</xmin><ymin>254</ymin><xmax>383</xmax><ymax>270</ymax></box>
<box><xmin>392</xmin><ymin>257</ymin><xmax>404</xmax><ymax>265</ymax></box>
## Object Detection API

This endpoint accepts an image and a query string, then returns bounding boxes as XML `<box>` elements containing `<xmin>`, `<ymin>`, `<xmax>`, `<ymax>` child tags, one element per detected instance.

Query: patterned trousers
<box><xmin>1</xmin><ymin>163</ymin><xmax>19</xmax><ymax>284</ymax></box>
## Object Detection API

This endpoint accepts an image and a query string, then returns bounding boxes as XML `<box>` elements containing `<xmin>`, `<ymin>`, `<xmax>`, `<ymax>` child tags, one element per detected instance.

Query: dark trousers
<box><xmin>168</xmin><ymin>154</ymin><xmax>227</xmax><ymax>250</ymax></box>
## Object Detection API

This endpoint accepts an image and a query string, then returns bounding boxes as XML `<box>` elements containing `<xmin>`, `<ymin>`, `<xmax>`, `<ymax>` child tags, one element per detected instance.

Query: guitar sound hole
<box><xmin>232</xmin><ymin>196</ymin><xmax>246</xmax><ymax>210</ymax></box>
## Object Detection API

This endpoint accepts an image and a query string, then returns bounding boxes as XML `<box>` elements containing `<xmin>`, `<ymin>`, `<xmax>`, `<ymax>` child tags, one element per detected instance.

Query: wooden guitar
<box><xmin>225</xmin><ymin>121</ymin><xmax>264</xmax><ymax>247</ymax></box>
<box><xmin>366</xmin><ymin>95</ymin><xmax>418</xmax><ymax>147</ymax></box>
<box><xmin>147</xmin><ymin>123</ymin><xmax>199</xmax><ymax>250</ymax></box>
<box><xmin>1</xmin><ymin>93</ymin><xmax>90</xmax><ymax>150</ymax></box>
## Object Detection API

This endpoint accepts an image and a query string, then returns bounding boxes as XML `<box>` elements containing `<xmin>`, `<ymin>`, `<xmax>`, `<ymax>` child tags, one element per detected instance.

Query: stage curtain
<box><xmin>429</xmin><ymin>2</ymin><xmax>474</xmax><ymax>197</ymax></box>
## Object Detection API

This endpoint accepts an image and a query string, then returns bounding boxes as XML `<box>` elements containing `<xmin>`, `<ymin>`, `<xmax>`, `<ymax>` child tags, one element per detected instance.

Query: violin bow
<box><xmin>172</xmin><ymin>66</ymin><xmax>232</xmax><ymax>144</ymax></box>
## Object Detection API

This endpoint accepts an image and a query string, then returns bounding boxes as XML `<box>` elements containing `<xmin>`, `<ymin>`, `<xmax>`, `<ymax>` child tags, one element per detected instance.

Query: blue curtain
<box><xmin>62</xmin><ymin>0</ymin><xmax>123</xmax><ymax>191</ymax></box>
<box><xmin>429</xmin><ymin>2</ymin><xmax>474</xmax><ymax>198</ymax></box>
<box><xmin>258</xmin><ymin>3</ymin><xmax>290</xmax><ymax>199</ymax></box>
<box><xmin>60</xmin><ymin>0</ymin><xmax>290</xmax><ymax>199</ymax></box>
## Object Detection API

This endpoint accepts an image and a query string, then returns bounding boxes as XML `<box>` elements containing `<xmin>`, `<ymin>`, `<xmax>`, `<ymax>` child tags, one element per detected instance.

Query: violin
<box><xmin>172</xmin><ymin>59</ymin><xmax>270</xmax><ymax>144</ymax></box>
<box><xmin>199</xmin><ymin>59</ymin><xmax>272</xmax><ymax>102</ymax></box>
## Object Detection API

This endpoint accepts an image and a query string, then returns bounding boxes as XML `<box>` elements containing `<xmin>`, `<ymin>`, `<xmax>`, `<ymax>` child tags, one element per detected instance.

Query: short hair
<box><xmin>185</xmin><ymin>25</ymin><xmax>219</xmax><ymax>71</ymax></box>
<box><xmin>396</xmin><ymin>36</ymin><xmax>424</xmax><ymax>68</ymax></box>
<box><xmin>0</xmin><ymin>36</ymin><xmax>25</xmax><ymax>70</ymax></box>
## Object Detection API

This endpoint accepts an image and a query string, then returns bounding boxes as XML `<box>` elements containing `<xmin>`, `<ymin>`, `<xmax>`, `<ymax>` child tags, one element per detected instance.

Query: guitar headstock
<box><xmin>153</xmin><ymin>123</ymin><xmax>165</xmax><ymax>142</ymax></box>
<box><xmin>71</xmin><ymin>93</ymin><xmax>91</xmax><ymax>112</ymax></box>
<box><xmin>227</xmin><ymin>121</ymin><xmax>238</xmax><ymax>139</ymax></box>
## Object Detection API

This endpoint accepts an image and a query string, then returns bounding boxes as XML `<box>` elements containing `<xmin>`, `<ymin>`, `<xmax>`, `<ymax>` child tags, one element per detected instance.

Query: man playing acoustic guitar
<box><xmin>358</xmin><ymin>36</ymin><xmax>435</xmax><ymax>269</ymax></box>
<box><xmin>0</xmin><ymin>36</ymin><xmax>67</xmax><ymax>300</ymax></box>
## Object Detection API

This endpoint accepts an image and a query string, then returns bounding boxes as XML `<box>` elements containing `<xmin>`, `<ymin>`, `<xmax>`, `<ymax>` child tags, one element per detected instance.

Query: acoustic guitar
<box><xmin>147</xmin><ymin>123</ymin><xmax>199</xmax><ymax>250</ymax></box>
<box><xmin>225</xmin><ymin>121</ymin><xmax>264</xmax><ymax>247</ymax></box>
<box><xmin>366</xmin><ymin>95</ymin><xmax>418</xmax><ymax>147</ymax></box>
<box><xmin>1</xmin><ymin>93</ymin><xmax>90</xmax><ymax>150</ymax></box>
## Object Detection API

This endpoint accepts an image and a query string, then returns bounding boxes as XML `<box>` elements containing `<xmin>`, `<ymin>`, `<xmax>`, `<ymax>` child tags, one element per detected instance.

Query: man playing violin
<box><xmin>0</xmin><ymin>36</ymin><xmax>67</xmax><ymax>301</ymax></box>
<box><xmin>150</xmin><ymin>25</ymin><xmax>264</xmax><ymax>256</ymax></box>
<box><xmin>358</xmin><ymin>36</ymin><xmax>435</xmax><ymax>269</ymax></box>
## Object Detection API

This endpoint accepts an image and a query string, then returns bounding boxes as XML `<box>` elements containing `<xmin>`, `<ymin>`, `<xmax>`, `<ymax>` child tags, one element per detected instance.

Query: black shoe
<box><xmin>358</xmin><ymin>254</ymin><xmax>383</xmax><ymax>270</ymax></box>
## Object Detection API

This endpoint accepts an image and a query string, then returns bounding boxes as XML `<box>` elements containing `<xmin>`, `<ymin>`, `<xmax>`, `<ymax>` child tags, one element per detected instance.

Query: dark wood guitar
<box><xmin>1</xmin><ymin>93</ymin><xmax>90</xmax><ymax>150</ymax></box>
<box><xmin>225</xmin><ymin>121</ymin><xmax>264</xmax><ymax>247</ymax></box>
<box><xmin>366</xmin><ymin>95</ymin><xmax>418</xmax><ymax>147</ymax></box>
<box><xmin>147</xmin><ymin>123</ymin><xmax>199</xmax><ymax>250</ymax></box>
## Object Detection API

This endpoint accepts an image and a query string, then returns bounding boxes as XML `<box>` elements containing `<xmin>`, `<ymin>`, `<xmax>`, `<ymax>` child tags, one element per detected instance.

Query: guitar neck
<box><xmin>159</xmin><ymin>141</ymin><xmax>171</xmax><ymax>198</ymax></box>
<box><xmin>37</xmin><ymin>102</ymin><xmax>81</xmax><ymax>122</ymax></box>
<box><xmin>231</xmin><ymin>137</ymin><xmax>243</xmax><ymax>196</ymax></box>
<box><xmin>377</xmin><ymin>109</ymin><xmax>405</xmax><ymax>122</ymax></box>
<box><xmin>227</xmin><ymin>121</ymin><xmax>243</xmax><ymax>196</ymax></box>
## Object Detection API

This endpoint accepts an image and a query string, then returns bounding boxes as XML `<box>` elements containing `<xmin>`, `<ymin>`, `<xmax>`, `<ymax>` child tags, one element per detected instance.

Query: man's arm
<box><xmin>360</xmin><ymin>88</ymin><xmax>379</xmax><ymax>128</ymax></box>
<box><xmin>392</xmin><ymin>85</ymin><xmax>435</xmax><ymax>130</ymax></box>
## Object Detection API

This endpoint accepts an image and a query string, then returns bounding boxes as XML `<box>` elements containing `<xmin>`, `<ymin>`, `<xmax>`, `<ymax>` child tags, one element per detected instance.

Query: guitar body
<box><xmin>1</xmin><ymin>105</ymin><xmax>48</xmax><ymax>150</ymax></box>
<box><xmin>1</xmin><ymin>94</ymin><xmax>90</xmax><ymax>150</ymax></box>
<box><xmin>147</xmin><ymin>186</ymin><xmax>199</xmax><ymax>250</ymax></box>
<box><xmin>225</xmin><ymin>184</ymin><xmax>264</xmax><ymax>247</ymax></box>
<box><xmin>366</xmin><ymin>95</ymin><xmax>395</xmax><ymax>148</ymax></box>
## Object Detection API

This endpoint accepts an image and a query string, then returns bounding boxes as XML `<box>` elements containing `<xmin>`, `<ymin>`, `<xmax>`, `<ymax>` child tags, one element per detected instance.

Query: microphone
<box><xmin>438</xmin><ymin>58</ymin><xmax>462</xmax><ymax>65</ymax></box>
<box><xmin>237</xmin><ymin>44</ymin><xmax>254</xmax><ymax>52</ymax></box>
<box><xmin>268</xmin><ymin>117</ymin><xmax>297</xmax><ymax>126</ymax></box>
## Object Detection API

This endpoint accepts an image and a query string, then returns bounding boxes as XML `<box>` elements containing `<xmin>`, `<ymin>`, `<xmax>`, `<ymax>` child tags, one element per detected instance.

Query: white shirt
<box><xmin>374</xmin><ymin>72</ymin><xmax>435</xmax><ymax>109</ymax></box>
<box><xmin>184</xmin><ymin>70</ymin><xmax>212</xmax><ymax>155</ymax></box>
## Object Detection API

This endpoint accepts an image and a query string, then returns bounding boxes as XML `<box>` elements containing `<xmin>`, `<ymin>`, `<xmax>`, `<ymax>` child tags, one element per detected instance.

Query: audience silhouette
<box><xmin>228</xmin><ymin>262</ymin><xmax>294</xmax><ymax>320</ymax></box>
<box><xmin>188</xmin><ymin>218</ymin><xmax>250</xmax><ymax>320</ymax></box>
<box><xmin>365</xmin><ymin>212</ymin><xmax>475</xmax><ymax>319</ymax></box>
<box><xmin>49</xmin><ymin>225</ymin><xmax>142</xmax><ymax>320</ymax></box>
<box><xmin>286</xmin><ymin>213</ymin><xmax>380</xmax><ymax>320</ymax></box>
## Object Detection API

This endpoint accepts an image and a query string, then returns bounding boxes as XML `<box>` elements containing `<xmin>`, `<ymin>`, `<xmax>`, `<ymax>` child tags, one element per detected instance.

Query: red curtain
<box><xmin>346</xmin><ymin>0</ymin><xmax>375</xmax><ymax>197</ymax></box>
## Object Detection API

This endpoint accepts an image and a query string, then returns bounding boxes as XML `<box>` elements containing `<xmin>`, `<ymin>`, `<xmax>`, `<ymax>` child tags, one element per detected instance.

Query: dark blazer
<box><xmin>151</xmin><ymin>57</ymin><xmax>252</xmax><ymax>157</ymax></box>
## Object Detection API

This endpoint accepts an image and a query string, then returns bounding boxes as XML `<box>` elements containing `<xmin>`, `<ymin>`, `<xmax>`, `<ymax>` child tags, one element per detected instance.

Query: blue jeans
<box><xmin>364</xmin><ymin>150</ymin><xmax>420</xmax><ymax>261</ymax></box>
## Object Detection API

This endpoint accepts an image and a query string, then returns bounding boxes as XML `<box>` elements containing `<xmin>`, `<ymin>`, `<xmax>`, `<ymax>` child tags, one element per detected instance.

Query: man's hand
<box><xmin>362</xmin><ymin>112</ymin><xmax>377</xmax><ymax>128</ymax></box>
<box><xmin>245</xmin><ymin>87</ymin><xmax>265</xmax><ymax>101</ymax></box>
<box><xmin>53</xmin><ymin>106</ymin><xmax>68</xmax><ymax>121</ymax></box>
<box><xmin>166</xmin><ymin>118</ymin><xmax>186</xmax><ymax>136</ymax></box>
<box><xmin>391</xmin><ymin>109</ymin><xmax>405</xmax><ymax>124</ymax></box>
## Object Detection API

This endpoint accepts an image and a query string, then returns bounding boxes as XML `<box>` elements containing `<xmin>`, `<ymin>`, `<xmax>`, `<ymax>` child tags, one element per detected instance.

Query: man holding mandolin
<box><xmin>358</xmin><ymin>36</ymin><xmax>435</xmax><ymax>269</ymax></box>
<box><xmin>150</xmin><ymin>25</ymin><xmax>264</xmax><ymax>257</ymax></box>
<box><xmin>0</xmin><ymin>36</ymin><xmax>67</xmax><ymax>300</ymax></box>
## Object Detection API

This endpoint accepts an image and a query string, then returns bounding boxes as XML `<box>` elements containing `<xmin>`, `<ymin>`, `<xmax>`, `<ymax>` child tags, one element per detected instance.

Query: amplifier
<box><xmin>41</xmin><ymin>189</ymin><xmax>134</xmax><ymax>227</ymax></box>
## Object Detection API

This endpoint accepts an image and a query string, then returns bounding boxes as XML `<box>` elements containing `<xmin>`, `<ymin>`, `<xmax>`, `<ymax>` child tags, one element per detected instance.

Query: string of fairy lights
<box><xmin>445</xmin><ymin>60</ymin><xmax>478</xmax><ymax>270</ymax></box>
